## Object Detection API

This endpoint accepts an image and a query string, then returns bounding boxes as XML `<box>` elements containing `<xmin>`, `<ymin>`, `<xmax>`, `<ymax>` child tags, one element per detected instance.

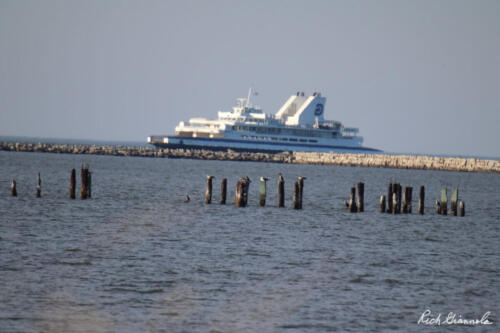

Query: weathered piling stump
<box><xmin>395</xmin><ymin>183</ymin><xmax>402</xmax><ymax>214</ymax></box>
<box><xmin>11</xmin><ymin>180</ymin><xmax>17</xmax><ymax>197</ymax></box>
<box><xmin>243</xmin><ymin>176</ymin><xmax>250</xmax><ymax>205</ymax></box>
<box><xmin>402</xmin><ymin>187</ymin><xmax>408</xmax><ymax>213</ymax></box>
<box><xmin>440</xmin><ymin>187</ymin><xmax>448</xmax><ymax>215</ymax></box>
<box><xmin>235</xmin><ymin>177</ymin><xmax>248</xmax><ymax>207</ymax></box>
<box><xmin>418</xmin><ymin>186</ymin><xmax>425</xmax><ymax>215</ymax></box>
<box><xmin>298</xmin><ymin>176</ymin><xmax>305</xmax><ymax>209</ymax></box>
<box><xmin>259</xmin><ymin>177</ymin><xmax>268</xmax><ymax>207</ymax></box>
<box><xmin>205</xmin><ymin>175</ymin><xmax>214</xmax><ymax>204</ymax></box>
<box><xmin>88</xmin><ymin>171</ymin><xmax>92</xmax><ymax>198</ymax></box>
<box><xmin>387</xmin><ymin>182</ymin><xmax>393</xmax><ymax>213</ymax></box>
<box><xmin>235</xmin><ymin>179</ymin><xmax>243</xmax><ymax>207</ymax></box>
<box><xmin>80</xmin><ymin>165</ymin><xmax>91</xmax><ymax>199</ymax></box>
<box><xmin>391</xmin><ymin>183</ymin><xmax>401</xmax><ymax>214</ymax></box>
<box><xmin>392</xmin><ymin>193</ymin><xmax>397</xmax><ymax>215</ymax></box>
<box><xmin>349</xmin><ymin>187</ymin><xmax>357</xmax><ymax>213</ymax></box>
<box><xmin>293</xmin><ymin>181</ymin><xmax>300</xmax><ymax>209</ymax></box>
<box><xmin>36</xmin><ymin>173</ymin><xmax>41</xmax><ymax>198</ymax></box>
<box><xmin>379</xmin><ymin>195</ymin><xmax>386</xmax><ymax>213</ymax></box>
<box><xmin>458</xmin><ymin>200</ymin><xmax>465</xmax><ymax>216</ymax></box>
<box><xmin>407</xmin><ymin>187</ymin><xmax>412</xmax><ymax>213</ymax></box>
<box><xmin>220</xmin><ymin>178</ymin><xmax>227</xmax><ymax>204</ymax></box>
<box><xmin>70</xmin><ymin>168</ymin><xmax>76</xmax><ymax>199</ymax></box>
<box><xmin>357</xmin><ymin>182</ymin><xmax>364</xmax><ymax>212</ymax></box>
<box><xmin>80</xmin><ymin>167</ymin><xmax>87</xmax><ymax>199</ymax></box>
<box><xmin>402</xmin><ymin>186</ymin><xmax>413</xmax><ymax>213</ymax></box>
<box><xmin>450</xmin><ymin>189</ymin><xmax>458</xmax><ymax>216</ymax></box>
<box><xmin>277</xmin><ymin>174</ymin><xmax>285</xmax><ymax>207</ymax></box>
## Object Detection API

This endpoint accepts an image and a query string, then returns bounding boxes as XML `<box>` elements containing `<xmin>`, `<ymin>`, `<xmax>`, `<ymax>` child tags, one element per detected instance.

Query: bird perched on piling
<box><xmin>259</xmin><ymin>177</ymin><xmax>269</xmax><ymax>206</ymax></box>
<box><xmin>297</xmin><ymin>176</ymin><xmax>306</xmax><ymax>209</ymax></box>
<box><xmin>277</xmin><ymin>173</ymin><xmax>285</xmax><ymax>207</ymax></box>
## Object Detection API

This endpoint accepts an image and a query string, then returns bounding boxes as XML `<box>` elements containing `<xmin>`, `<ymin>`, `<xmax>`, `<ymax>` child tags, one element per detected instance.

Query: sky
<box><xmin>0</xmin><ymin>0</ymin><xmax>499</xmax><ymax>157</ymax></box>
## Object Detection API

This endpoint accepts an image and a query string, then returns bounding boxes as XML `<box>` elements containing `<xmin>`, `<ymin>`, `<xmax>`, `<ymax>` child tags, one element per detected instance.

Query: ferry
<box><xmin>148</xmin><ymin>89</ymin><xmax>381</xmax><ymax>153</ymax></box>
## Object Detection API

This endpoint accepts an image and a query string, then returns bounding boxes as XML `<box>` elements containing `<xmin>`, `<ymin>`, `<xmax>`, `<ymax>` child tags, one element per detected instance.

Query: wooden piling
<box><xmin>407</xmin><ymin>187</ymin><xmax>412</xmax><ymax>213</ymax></box>
<box><xmin>243</xmin><ymin>176</ymin><xmax>250</xmax><ymax>206</ymax></box>
<box><xmin>11</xmin><ymin>180</ymin><xmax>17</xmax><ymax>197</ymax></box>
<box><xmin>298</xmin><ymin>176</ymin><xmax>305</xmax><ymax>209</ymax></box>
<box><xmin>235</xmin><ymin>178</ymin><xmax>247</xmax><ymax>207</ymax></box>
<box><xmin>36</xmin><ymin>172</ymin><xmax>41</xmax><ymax>198</ymax></box>
<box><xmin>205</xmin><ymin>175</ymin><xmax>214</xmax><ymax>204</ymax></box>
<box><xmin>293</xmin><ymin>181</ymin><xmax>300</xmax><ymax>209</ymax></box>
<box><xmin>402</xmin><ymin>187</ymin><xmax>408</xmax><ymax>213</ymax></box>
<box><xmin>235</xmin><ymin>178</ymin><xmax>242</xmax><ymax>207</ymax></box>
<box><xmin>80</xmin><ymin>167</ymin><xmax>86</xmax><ymax>199</ymax></box>
<box><xmin>87</xmin><ymin>171</ymin><xmax>91</xmax><ymax>198</ymax></box>
<box><xmin>418</xmin><ymin>186</ymin><xmax>425</xmax><ymax>215</ymax></box>
<box><xmin>357</xmin><ymin>182</ymin><xmax>364</xmax><ymax>212</ymax></box>
<box><xmin>80</xmin><ymin>166</ymin><xmax>89</xmax><ymax>199</ymax></box>
<box><xmin>220</xmin><ymin>178</ymin><xmax>227</xmax><ymax>204</ymax></box>
<box><xmin>379</xmin><ymin>195</ymin><xmax>386</xmax><ymax>213</ymax></box>
<box><xmin>440</xmin><ymin>187</ymin><xmax>447</xmax><ymax>215</ymax></box>
<box><xmin>392</xmin><ymin>192</ymin><xmax>397</xmax><ymax>214</ymax></box>
<box><xmin>450</xmin><ymin>188</ymin><xmax>458</xmax><ymax>216</ymax></box>
<box><xmin>396</xmin><ymin>183</ymin><xmax>402</xmax><ymax>214</ymax></box>
<box><xmin>259</xmin><ymin>177</ymin><xmax>268</xmax><ymax>207</ymax></box>
<box><xmin>392</xmin><ymin>183</ymin><xmax>401</xmax><ymax>214</ymax></box>
<box><xmin>70</xmin><ymin>168</ymin><xmax>76</xmax><ymax>199</ymax></box>
<box><xmin>277</xmin><ymin>174</ymin><xmax>285</xmax><ymax>207</ymax></box>
<box><xmin>402</xmin><ymin>186</ymin><xmax>412</xmax><ymax>213</ymax></box>
<box><xmin>458</xmin><ymin>200</ymin><xmax>465</xmax><ymax>216</ymax></box>
<box><xmin>387</xmin><ymin>182</ymin><xmax>393</xmax><ymax>213</ymax></box>
<box><xmin>349</xmin><ymin>187</ymin><xmax>357</xmax><ymax>213</ymax></box>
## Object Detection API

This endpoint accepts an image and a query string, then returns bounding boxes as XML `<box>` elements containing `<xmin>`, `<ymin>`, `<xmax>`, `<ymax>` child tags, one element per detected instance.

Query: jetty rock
<box><xmin>0</xmin><ymin>141</ymin><xmax>498</xmax><ymax>173</ymax></box>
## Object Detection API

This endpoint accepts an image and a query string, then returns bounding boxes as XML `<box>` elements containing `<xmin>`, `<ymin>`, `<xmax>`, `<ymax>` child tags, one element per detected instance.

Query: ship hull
<box><xmin>149</xmin><ymin>136</ymin><xmax>381</xmax><ymax>154</ymax></box>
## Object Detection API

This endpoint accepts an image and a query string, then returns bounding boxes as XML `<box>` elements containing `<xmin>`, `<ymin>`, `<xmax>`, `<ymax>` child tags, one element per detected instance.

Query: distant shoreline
<box><xmin>1</xmin><ymin>141</ymin><xmax>498</xmax><ymax>173</ymax></box>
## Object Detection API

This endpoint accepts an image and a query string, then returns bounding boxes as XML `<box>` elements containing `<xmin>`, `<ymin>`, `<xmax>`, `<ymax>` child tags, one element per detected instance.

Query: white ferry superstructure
<box><xmin>148</xmin><ymin>89</ymin><xmax>381</xmax><ymax>153</ymax></box>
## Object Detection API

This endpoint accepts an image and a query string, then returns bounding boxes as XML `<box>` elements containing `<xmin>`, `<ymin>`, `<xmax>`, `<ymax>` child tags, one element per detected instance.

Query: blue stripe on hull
<box><xmin>152</xmin><ymin>136</ymin><xmax>381</xmax><ymax>153</ymax></box>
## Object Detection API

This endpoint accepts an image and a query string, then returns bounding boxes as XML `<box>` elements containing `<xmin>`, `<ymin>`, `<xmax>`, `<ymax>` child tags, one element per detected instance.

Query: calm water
<box><xmin>0</xmin><ymin>151</ymin><xmax>498</xmax><ymax>332</ymax></box>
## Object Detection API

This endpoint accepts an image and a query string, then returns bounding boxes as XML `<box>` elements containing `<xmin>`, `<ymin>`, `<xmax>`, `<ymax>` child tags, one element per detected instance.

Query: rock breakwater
<box><xmin>1</xmin><ymin>141</ymin><xmax>498</xmax><ymax>173</ymax></box>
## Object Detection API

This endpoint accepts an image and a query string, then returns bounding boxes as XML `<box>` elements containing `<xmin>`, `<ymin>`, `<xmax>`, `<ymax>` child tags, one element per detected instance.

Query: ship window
<box><xmin>299</xmin><ymin>139</ymin><xmax>307</xmax><ymax>142</ymax></box>
<box><xmin>279</xmin><ymin>138</ymin><xmax>288</xmax><ymax>141</ymax></box>
<box><xmin>289</xmin><ymin>138</ymin><xmax>297</xmax><ymax>142</ymax></box>
<box><xmin>309</xmin><ymin>139</ymin><xmax>318</xmax><ymax>143</ymax></box>
<box><xmin>271</xmin><ymin>137</ymin><xmax>278</xmax><ymax>141</ymax></box>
